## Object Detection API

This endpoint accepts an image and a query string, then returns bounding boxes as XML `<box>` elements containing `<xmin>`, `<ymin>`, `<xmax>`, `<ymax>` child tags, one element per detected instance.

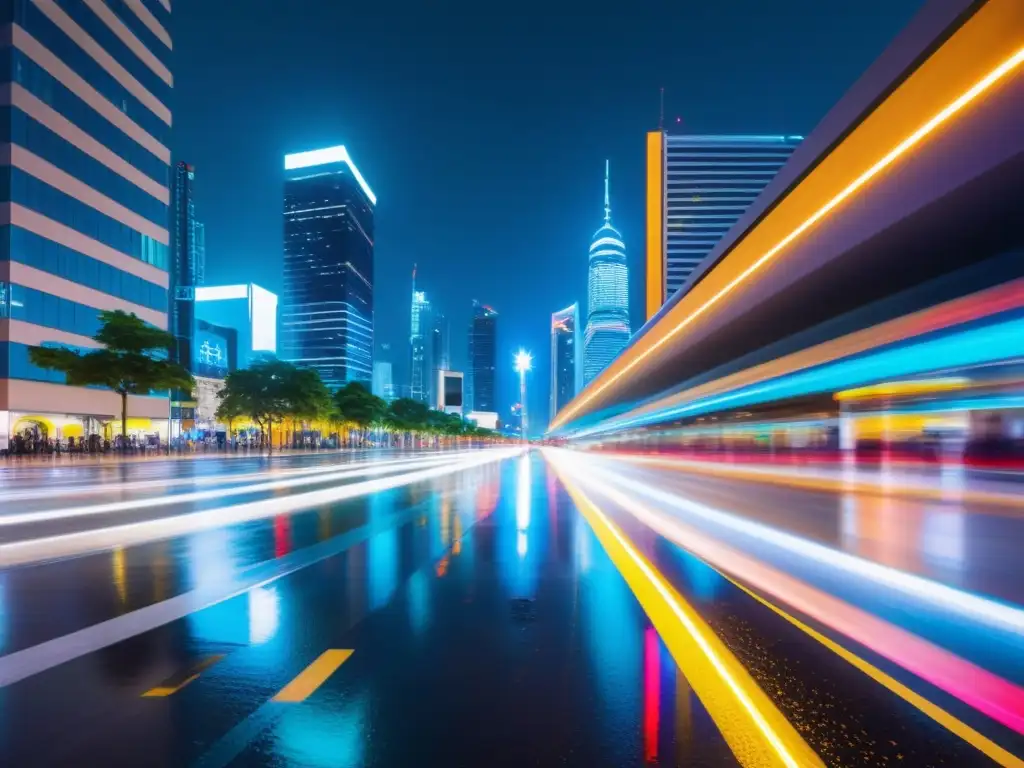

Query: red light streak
<box><xmin>644</xmin><ymin>626</ymin><xmax>661</xmax><ymax>763</ymax></box>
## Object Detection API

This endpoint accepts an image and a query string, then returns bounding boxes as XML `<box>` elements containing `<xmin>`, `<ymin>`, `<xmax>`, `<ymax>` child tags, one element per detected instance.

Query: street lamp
<box><xmin>514</xmin><ymin>349</ymin><xmax>532</xmax><ymax>441</ymax></box>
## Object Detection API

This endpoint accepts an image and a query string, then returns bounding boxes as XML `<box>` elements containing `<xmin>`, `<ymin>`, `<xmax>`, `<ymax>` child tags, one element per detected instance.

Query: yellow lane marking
<box><xmin>565</xmin><ymin>451</ymin><xmax>1024</xmax><ymax>767</ymax></box>
<box><xmin>143</xmin><ymin>654</ymin><xmax>224</xmax><ymax>697</ymax></box>
<box><xmin>724</xmin><ymin>571</ymin><xmax>1024</xmax><ymax>768</ymax></box>
<box><xmin>619</xmin><ymin>455</ymin><xmax>1024</xmax><ymax>511</ymax></box>
<box><xmin>551</xmin><ymin>461</ymin><xmax>823</xmax><ymax>768</ymax></box>
<box><xmin>273</xmin><ymin>649</ymin><xmax>353</xmax><ymax>703</ymax></box>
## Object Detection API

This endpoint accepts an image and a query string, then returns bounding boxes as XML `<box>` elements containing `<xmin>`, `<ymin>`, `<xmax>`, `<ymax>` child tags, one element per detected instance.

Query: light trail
<box><xmin>0</xmin><ymin>454</ymin><xmax>467</xmax><ymax>527</ymax></box>
<box><xmin>0</xmin><ymin>451</ymin><xmax>486</xmax><ymax>502</ymax></box>
<box><xmin>614</xmin><ymin>453</ymin><xmax>1024</xmax><ymax>510</ymax></box>
<box><xmin>548</xmin><ymin>450</ymin><xmax>823</xmax><ymax>768</ymax></box>
<box><xmin>0</xmin><ymin>448</ymin><xmax>523</xmax><ymax>566</ymax></box>
<box><xmin>574</xmin><ymin>451</ymin><xmax>1024</xmax><ymax>635</ymax></box>
<box><xmin>550</xmin><ymin>449</ymin><xmax>1024</xmax><ymax>745</ymax></box>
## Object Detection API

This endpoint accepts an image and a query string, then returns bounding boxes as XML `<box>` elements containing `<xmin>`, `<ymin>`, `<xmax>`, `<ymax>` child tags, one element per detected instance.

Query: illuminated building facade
<box><xmin>429</xmin><ymin>310</ymin><xmax>449</xmax><ymax>406</ymax></box>
<box><xmin>584</xmin><ymin>162</ymin><xmax>630</xmax><ymax>384</ymax></box>
<box><xmin>468</xmin><ymin>300</ymin><xmax>497</xmax><ymax>413</ymax></box>
<box><xmin>171</xmin><ymin>161</ymin><xmax>197</xmax><ymax>367</ymax></box>
<box><xmin>194</xmin><ymin>283</ymin><xmax>278</xmax><ymax>373</ymax></box>
<box><xmin>550</xmin><ymin>302</ymin><xmax>581</xmax><ymax>424</ymax></box>
<box><xmin>646</xmin><ymin>133</ymin><xmax>800</xmax><ymax>318</ymax></box>
<box><xmin>281</xmin><ymin>145</ymin><xmax>375</xmax><ymax>388</ymax></box>
<box><xmin>0</xmin><ymin>0</ymin><xmax>173</xmax><ymax>449</ymax></box>
<box><xmin>409</xmin><ymin>272</ymin><xmax>429</xmax><ymax>403</ymax></box>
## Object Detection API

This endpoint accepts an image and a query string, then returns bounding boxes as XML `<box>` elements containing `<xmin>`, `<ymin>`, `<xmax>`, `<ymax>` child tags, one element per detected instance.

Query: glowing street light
<box><xmin>514</xmin><ymin>350</ymin><xmax>532</xmax><ymax>440</ymax></box>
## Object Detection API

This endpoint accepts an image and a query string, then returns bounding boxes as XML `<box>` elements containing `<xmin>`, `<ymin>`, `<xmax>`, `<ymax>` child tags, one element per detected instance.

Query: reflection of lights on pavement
<box><xmin>0</xmin><ymin>574</ymin><xmax>6</xmax><ymax>653</ymax></box>
<box><xmin>546</xmin><ymin>450</ymin><xmax>820</xmax><ymax>768</ymax></box>
<box><xmin>517</xmin><ymin>531</ymin><xmax>528</xmax><ymax>559</ymax></box>
<box><xmin>0</xmin><ymin>448</ymin><xmax>523</xmax><ymax>567</ymax></box>
<box><xmin>577</xmin><ymin>453</ymin><xmax>1024</xmax><ymax>635</ymax></box>
<box><xmin>112</xmin><ymin>546</ymin><xmax>127</xmax><ymax>606</ymax></box>
<box><xmin>644</xmin><ymin>627</ymin><xmax>661</xmax><ymax>764</ymax></box>
<box><xmin>248</xmin><ymin>586</ymin><xmax>280</xmax><ymax>644</ymax></box>
<box><xmin>274</xmin><ymin>696</ymin><xmax>366</xmax><ymax>767</ymax></box>
<box><xmin>516</xmin><ymin>454</ymin><xmax>531</xmax><ymax>531</ymax></box>
<box><xmin>552</xmin><ymin>451</ymin><xmax>1024</xmax><ymax>741</ymax></box>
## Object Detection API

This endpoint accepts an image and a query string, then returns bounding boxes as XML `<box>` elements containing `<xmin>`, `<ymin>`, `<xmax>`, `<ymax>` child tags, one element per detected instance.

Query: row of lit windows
<box><xmin>0</xmin><ymin>340</ymin><xmax>103</xmax><ymax>383</ymax></box>
<box><xmin>53</xmin><ymin>0</ymin><xmax>171</xmax><ymax>103</ymax></box>
<box><xmin>1</xmin><ymin>226</ymin><xmax>167</xmax><ymax>311</ymax></box>
<box><xmin>21</xmin><ymin>1</ymin><xmax>169</xmax><ymax>142</ymax></box>
<box><xmin>0</xmin><ymin>280</ymin><xmax>109</xmax><ymax>338</ymax></box>
<box><xmin>2</xmin><ymin>107</ymin><xmax>167</xmax><ymax>226</ymax></box>
<box><xmin>0</xmin><ymin>341</ymin><xmax>168</xmax><ymax>387</ymax></box>
<box><xmin>5</xmin><ymin>168</ymin><xmax>168</xmax><ymax>269</ymax></box>
<box><xmin>8</xmin><ymin>52</ymin><xmax>168</xmax><ymax>182</ymax></box>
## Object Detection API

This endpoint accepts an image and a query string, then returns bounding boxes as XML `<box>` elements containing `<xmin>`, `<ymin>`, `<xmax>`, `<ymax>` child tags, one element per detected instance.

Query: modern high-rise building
<box><xmin>645</xmin><ymin>133</ymin><xmax>801</xmax><ymax>318</ymax></box>
<box><xmin>550</xmin><ymin>303</ymin><xmax>581</xmax><ymax>424</ymax></box>
<box><xmin>429</xmin><ymin>310</ymin><xmax>449</xmax><ymax>406</ymax></box>
<box><xmin>281</xmin><ymin>145</ymin><xmax>376</xmax><ymax>388</ymax></box>
<box><xmin>372</xmin><ymin>361</ymin><xmax>394</xmax><ymax>402</ymax></box>
<box><xmin>372</xmin><ymin>342</ymin><xmax>394</xmax><ymax>402</ymax></box>
<box><xmin>468</xmin><ymin>300</ymin><xmax>497</xmax><ymax>413</ymax></box>
<box><xmin>409</xmin><ymin>269</ymin><xmax>430</xmax><ymax>403</ymax></box>
<box><xmin>171</xmin><ymin>161</ymin><xmax>197</xmax><ymax>369</ymax></box>
<box><xmin>584</xmin><ymin>162</ymin><xmax>630</xmax><ymax>384</ymax></box>
<box><xmin>0</xmin><ymin>0</ymin><xmax>174</xmax><ymax>450</ymax></box>
<box><xmin>194</xmin><ymin>221</ymin><xmax>206</xmax><ymax>287</ymax></box>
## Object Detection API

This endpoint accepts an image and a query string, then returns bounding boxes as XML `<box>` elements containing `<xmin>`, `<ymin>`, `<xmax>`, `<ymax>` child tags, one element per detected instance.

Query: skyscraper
<box><xmin>645</xmin><ymin>133</ymin><xmax>801</xmax><ymax>318</ymax></box>
<box><xmin>550</xmin><ymin>303</ymin><xmax>581</xmax><ymax>424</ymax></box>
<box><xmin>468</xmin><ymin>301</ymin><xmax>497</xmax><ymax>413</ymax></box>
<box><xmin>282</xmin><ymin>145</ymin><xmax>375</xmax><ymax>388</ymax></box>
<box><xmin>373</xmin><ymin>342</ymin><xmax>394</xmax><ymax>401</ymax></box>
<box><xmin>429</xmin><ymin>310</ymin><xmax>449</xmax><ymax>405</ymax></box>
<box><xmin>0</xmin><ymin>0</ymin><xmax>174</xmax><ymax>450</ymax></box>
<box><xmin>171</xmin><ymin>161</ymin><xmax>197</xmax><ymax>368</ymax></box>
<box><xmin>584</xmin><ymin>162</ymin><xmax>630</xmax><ymax>384</ymax></box>
<box><xmin>194</xmin><ymin>221</ymin><xmax>206</xmax><ymax>287</ymax></box>
<box><xmin>409</xmin><ymin>268</ymin><xmax>430</xmax><ymax>403</ymax></box>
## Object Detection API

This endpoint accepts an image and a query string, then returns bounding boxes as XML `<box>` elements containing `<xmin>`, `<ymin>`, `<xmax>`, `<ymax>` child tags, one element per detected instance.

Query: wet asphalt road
<box><xmin>0</xmin><ymin>449</ymin><xmax>1022</xmax><ymax>766</ymax></box>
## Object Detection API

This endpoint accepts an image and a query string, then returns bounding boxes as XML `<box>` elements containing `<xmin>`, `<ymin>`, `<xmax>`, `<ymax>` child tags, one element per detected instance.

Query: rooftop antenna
<box><xmin>659</xmin><ymin>87</ymin><xmax>665</xmax><ymax>131</ymax></box>
<box><xmin>604</xmin><ymin>160</ymin><xmax>611</xmax><ymax>223</ymax></box>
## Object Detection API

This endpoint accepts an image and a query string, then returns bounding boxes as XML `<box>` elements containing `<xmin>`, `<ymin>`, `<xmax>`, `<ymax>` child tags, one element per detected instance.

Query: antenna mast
<box><xmin>659</xmin><ymin>87</ymin><xmax>665</xmax><ymax>131</ymax></box>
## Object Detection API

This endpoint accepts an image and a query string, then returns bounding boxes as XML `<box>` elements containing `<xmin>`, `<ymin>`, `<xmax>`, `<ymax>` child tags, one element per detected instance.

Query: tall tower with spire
<box><xmin>584</xmin><ymin>161</ymin><xmax>631</xmax><ymax>384</ymax></box>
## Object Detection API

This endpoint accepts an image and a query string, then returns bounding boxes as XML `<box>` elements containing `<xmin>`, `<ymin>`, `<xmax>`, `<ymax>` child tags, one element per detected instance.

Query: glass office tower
<box><xmin>409</xmin><ymin>270</ymin><xmax>429</xmax><ymax>403</ymax></box>
<box><xmin>468</xmin><ymin>300</ymin><xmax>497</xmax><ymax>413</ymax></box>
<box><xmin>0</xmin><ymin>0</ymin><xmax>173</xmax><ymax>450</ymax></box>
<box><xmin>281</xmin><ymin>146</ymin><xmax>375</xmax><ymax>388</ymax></box>
<box><xmin>646</xmin><ymin>133</ymin><xmax>800</xmax><ymax>318</ymax></box>
<box><xmin>170</xmin><ymin>161</ymin><xmax>196</xmax><ymax>367</ymax></box>
<box><xmin>584</xmin><ymin>162</ymin><xmax>631</xmax><ymax>384</ymax></box>
<box><xmin>550</xmin><ymin>302</ymin><xmax>581</xmax><ymax>424</ymax></box>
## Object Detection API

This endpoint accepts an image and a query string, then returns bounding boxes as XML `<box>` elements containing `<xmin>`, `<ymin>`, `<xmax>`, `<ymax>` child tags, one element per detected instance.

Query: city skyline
<box><xmin>169</xmin><ymin>0</ymin><xmax>921</xmax><ymax>431</ymax></box>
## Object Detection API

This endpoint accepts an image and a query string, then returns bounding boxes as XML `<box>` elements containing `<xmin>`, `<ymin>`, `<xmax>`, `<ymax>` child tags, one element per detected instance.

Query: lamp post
<box><xmin>514</xmin><ymin>350</ymin><xmax>532</xmax><ymax>441</ymax></box>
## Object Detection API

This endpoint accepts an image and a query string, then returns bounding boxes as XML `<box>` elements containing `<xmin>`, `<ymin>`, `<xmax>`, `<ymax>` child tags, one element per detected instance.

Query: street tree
<box><xmin>29</xmin><ymin>310</ymin><xmax>193</xmax><ymax>447</ymax></box>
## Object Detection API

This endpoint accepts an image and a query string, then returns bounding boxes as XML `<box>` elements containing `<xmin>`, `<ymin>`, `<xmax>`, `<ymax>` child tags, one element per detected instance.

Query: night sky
<box><xmin>171</xmin><ymin>0</ymin><xmax>923</xmax><ymax>432</ymax></box>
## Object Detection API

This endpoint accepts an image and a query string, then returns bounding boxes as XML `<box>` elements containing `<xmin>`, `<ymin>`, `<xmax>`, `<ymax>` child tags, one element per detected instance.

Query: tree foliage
<box><xmin>333</xmin><ymin>381</ymin><xmax>386</xmax><ymax>428</ymax></box>
<box><xmin>215</xmin><ymin>359</ymin><xmax>331</xmax><ymax>451</ymax></box>
<box><xmin>29</xmin><ymin>310</ymin><xmax>193</xmax><ymax>443</ymax></box>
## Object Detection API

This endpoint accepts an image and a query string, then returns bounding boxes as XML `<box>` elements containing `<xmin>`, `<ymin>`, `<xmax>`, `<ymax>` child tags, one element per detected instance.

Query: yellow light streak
<box><xmin>552</xmin><ymin>45</ymin><xmax>1024</xmax><ymax>431</ymax></box>
<box><xmin>549</xmin><ymin>452</ymin><xmax>822</xmax><ymax>768</ymax></box>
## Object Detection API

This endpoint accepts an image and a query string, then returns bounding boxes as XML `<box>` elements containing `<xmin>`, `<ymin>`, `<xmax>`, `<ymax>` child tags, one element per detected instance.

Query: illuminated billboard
<box><xmin>193</xmin><ymin>321</ymin><xmax>236</xmax><ymax>379</ymax></box>
<box><xmin>195</xmin><ymin>283</ymin><xmax>277</xmax><ymax>368</ymax></box>
<box><xmin>436</xmin><ymin>370</ymin><xmax>464</xmax><ymax>414</ymax></box>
